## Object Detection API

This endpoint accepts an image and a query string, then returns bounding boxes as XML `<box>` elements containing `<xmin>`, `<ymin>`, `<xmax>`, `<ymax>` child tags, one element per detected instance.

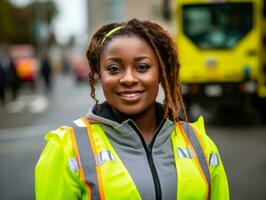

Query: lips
<box><xmin>117</xmin><ymin>90</ymin><xmax>144</xmax><ymax>101</ymax></box>
<box><xmin>120</xmin><ymin>92</ymin><xmax>142</xmax><ymax>97</ymax></box>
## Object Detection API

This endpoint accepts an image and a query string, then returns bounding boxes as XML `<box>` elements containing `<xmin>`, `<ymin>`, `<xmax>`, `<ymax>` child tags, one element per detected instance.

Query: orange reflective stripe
<box><xmin>69</xmin><ymin>127</ymin><xmax>91</xmax><ymax>200</ymax></box>
<box><xmin>82</xmin><ymin>117</ymin><xmax>106</xmax><ymax>200</ymax></box>
<box><xmin>177</xmin><ymin>123</ymin><xmax>190</xmax><ymax>146</ymax></box>
<box><xmin>190</xmin><ymin>124</ymin><xmax>212</xmax><ymax>199</ymax></box>
<box><xmin>178</xmin><ymin>122</ymin><xmax>209</xmax><ymax>200</ymax></box>
<box><xmin>190</xmin><ymin>124</ymin><xmax>211</xmax><ymax>170</ymax></box>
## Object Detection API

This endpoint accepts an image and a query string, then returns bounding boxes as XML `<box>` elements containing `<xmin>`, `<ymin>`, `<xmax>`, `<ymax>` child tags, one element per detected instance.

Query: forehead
<box><xmin>101</xmin><ymin>35</ymin><xmax>156</xmax><ymax>58</ymax></box>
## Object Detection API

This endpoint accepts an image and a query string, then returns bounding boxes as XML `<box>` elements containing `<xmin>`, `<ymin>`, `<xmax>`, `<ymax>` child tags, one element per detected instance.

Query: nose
<box><xmin>119</xmin><ymin>68</ymin><xmax>138</xmax><ymax>86</ymax></box>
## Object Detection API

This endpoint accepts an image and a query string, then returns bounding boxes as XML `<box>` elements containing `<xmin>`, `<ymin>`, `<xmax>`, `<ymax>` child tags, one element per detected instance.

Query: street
<box><xmin>0</xmin><ymin>74</ymin><xmax>266</xmax><ymax>200</ymax></box>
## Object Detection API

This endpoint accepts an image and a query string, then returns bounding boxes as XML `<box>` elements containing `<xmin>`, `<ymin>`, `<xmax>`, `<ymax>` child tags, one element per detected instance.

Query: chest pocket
<box><xmin>172</xmin><ymin>123</ymin><xmax>211</xmax><ymax>200</ymax></box>
<box><xmin>71</xmin><ymin>118</ymin><xmax>141</xmax><ymax>200</ymax></box>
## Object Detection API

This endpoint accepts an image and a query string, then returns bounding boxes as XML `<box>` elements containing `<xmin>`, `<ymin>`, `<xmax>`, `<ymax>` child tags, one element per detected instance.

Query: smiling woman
<box><xmin>100</xmin><ymin>36</ymin><xmax>160</xmax><ymax>126</ymax></box>
<box><xmin>100</xmin><ymin>36</ymin><xmax>160</xmax><ymax>141</ymax></box>
<box><xmin>35</xmin><ymin>19</ymin><xmax>229</xmax><ymax>200</ymax></box>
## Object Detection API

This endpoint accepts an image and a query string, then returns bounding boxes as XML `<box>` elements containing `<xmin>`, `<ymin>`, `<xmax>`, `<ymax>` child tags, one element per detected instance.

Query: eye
<box><xmin>107</xmin><ymin>64</ymin><xmax>122</xmax><ymax>74</ymax></box>
<box><xmin>136</xmin><ymin>64</ymin><xmax>150</xmax><ymax>72</ymax></box>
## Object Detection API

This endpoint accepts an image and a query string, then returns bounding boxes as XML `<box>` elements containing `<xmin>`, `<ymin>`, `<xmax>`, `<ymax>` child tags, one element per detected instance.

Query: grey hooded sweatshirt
<box><xmin>86</xmin><ymin>101</ymin><xmax>177</xmax><ymax>200</ymax></box>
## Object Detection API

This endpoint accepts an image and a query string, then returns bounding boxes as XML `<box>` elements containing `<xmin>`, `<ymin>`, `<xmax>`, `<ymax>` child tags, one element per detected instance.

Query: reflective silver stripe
<box><xmin>72</xmin><ymin>122</ymin><xmax>101</xmax><ymax>200</ymax></box>
<box><xmin>96</xmin><ymin>150</ymin><xmax>116</xmax><ymax>166</ymax></box>
<box><xmin>181</xmin><ymin>123</ymin><xmax>211</xmax><ymax>200</ymax></box>
<box><xmin>73</xmin><ymin>119</ymin><xmax>87</xmax><ymax>127</ymax></box>
<box><xmin>68</xmin><ymin>157</ymin><xmax>79</xmax><ymax>173</ymax></box>
<box><xmin>177</xmin><ymin>147</ymin><xmax>193</xmax><ymax>159</ymax></box>
<box><xmin>209</xmin><ymin>153</ymin><xmax>219</xmax><ymax>166</ymax></box>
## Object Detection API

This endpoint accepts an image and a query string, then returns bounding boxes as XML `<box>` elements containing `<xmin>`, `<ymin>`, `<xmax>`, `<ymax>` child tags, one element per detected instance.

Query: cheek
<box><xmin>142</xmin><ymin>73</ymin><xmax>160</xmax><ymax>96</ymax></box>
<box><xmin>147</xmin><ymin>69</ymin><xmax>160</xmax><ymax>86</ymax></box>
<box><xmin>100</xmin><ymin>80</ymin><xmax>112</xmax><ymax>101</ymax></box>
<box><xmin>100</xmin><ymin>73</ymin><xmax>118</xmax><ymax>96</ymax></box>
<box><xmin>100</xmin><ymin>71</ymin><xmax>112</xmax><ymax>85</ymax></box>
<box><xmin>151</xmin><ymin>81</ymin><xmax>160</xmax><ymax>96</ymax></box>
<box><xmin>150</xmin><ymin>70</ymin><xmax>160</xmax><ymax>96</ymax></box>
<box><xmin>100</xmin><ymin>78</ymin><xmax>111</xmax><ymax>93</ymax></box>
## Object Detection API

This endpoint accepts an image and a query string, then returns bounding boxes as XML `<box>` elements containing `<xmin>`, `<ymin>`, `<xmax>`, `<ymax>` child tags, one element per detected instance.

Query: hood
<box><xmin>86</xmin><ymin>101</ymin><xmax>166</xmax><ymax>129</ymax></box>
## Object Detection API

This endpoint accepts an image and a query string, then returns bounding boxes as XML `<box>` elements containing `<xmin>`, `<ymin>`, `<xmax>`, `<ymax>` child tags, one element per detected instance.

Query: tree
<box><xmin>0</xmin><ymin>0</ymin><xmax>58</xmax><ymax>45</ymax></box>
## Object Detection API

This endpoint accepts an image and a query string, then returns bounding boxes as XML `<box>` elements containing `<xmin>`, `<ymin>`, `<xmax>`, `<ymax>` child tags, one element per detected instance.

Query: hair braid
<box><xmin>136</xmin><ymin>20</ymin><xmax>185</xmax><ymax>123</ymax></box>
<box><xmin>86</xmin><ymin>19</ymin><xmax>187</xmax><ymax>123</ymax></box>
<box><xmin>86</xmin><ymin>23</ymin><xmax>122</xmax><ymax>110</ymax></box>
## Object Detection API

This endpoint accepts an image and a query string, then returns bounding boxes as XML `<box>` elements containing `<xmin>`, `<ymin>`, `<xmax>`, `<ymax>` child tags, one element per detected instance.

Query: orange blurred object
<box><xmin>9</xmin><ymin>44</ymin><xmax>38</xmax><ymax>82</ymax></box>
<box><xmin>15</xmin><ymin>59</ymin><xmax>37</xmax><ymax>81</ymax></box>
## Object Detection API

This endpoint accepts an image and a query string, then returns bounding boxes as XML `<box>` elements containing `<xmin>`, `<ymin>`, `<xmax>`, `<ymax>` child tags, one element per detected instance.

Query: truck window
<box><xmin>182</xmin><ymin>2</ymin><xmax>253</xmax><ymax>49</ymax></box>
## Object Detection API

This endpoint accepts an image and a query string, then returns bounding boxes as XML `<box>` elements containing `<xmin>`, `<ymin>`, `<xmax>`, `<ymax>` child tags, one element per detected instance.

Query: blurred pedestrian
<box><xmin>0</xmin><ymin>60</ymin><xmax>6</xmax><ymax>104</ymax></box>
<box><xmin>41</xmin><ymin>52</ymin><xmax>52</xmax><ymax>92</ymax></box>
<box><xmin>8</xmin><ymin>55</ymin><xmax>20</xmax><ymax>101</ymax></box>
<box><xmin>62</xmin><ymin>54</ymin><xmax>71</xmax><ymax>74</ymax></box>
<box><xmin>35</xmin><ymin>19</ymin><xmax>229</xmax><ymax>200</ymax></box>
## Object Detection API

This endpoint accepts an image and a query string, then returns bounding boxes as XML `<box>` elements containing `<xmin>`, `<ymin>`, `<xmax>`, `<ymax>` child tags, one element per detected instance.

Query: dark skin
<box><xmin>100</xmin><ymin>36</ymin><xmax>160</xmax><ymax>142</ymax></box>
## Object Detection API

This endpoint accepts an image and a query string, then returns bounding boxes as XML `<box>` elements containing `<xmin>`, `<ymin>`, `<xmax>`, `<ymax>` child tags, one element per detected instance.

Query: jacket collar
<box><xmin>86</xmin><ymin>101</ymin><xmax>174</xmax><ymax>129</ymax></box>
<box><xmin>86</xmin><ymin>101</ymin><xmax>176</xmax><ymax>146</ymax></box>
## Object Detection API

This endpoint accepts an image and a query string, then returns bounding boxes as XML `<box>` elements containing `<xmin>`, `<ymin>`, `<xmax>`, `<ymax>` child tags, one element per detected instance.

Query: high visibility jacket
<box><xmin>35</xmin><ymin>104</ymin><xmax>229</xmax><ymax>200</ymax></box>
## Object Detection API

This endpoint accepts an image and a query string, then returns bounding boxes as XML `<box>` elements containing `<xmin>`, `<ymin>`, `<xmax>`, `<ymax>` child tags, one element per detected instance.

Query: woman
<box><xmin>35</xmin><ymin>19</ymin><xmax>229</xmax><ymax>200</ymax></box>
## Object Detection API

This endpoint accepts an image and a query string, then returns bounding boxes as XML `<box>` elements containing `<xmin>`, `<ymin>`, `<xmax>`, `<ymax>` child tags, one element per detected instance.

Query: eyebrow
<box><xmin>106</xmin><ymin>57</ymin><xmax>122</xmax><ymax>62</ymax></box>
<box><xmin>134</xmin><ymin>56</ymin><xmax>150</xmax><ymax>61</ymax></box>
<box><xmin>106</xmin><ymin>56</ymin><xmax>151</xmax><ymax>62</ymax></box>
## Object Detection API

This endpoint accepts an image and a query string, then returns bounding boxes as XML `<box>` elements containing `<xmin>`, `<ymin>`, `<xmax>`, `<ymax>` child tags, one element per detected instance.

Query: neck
<box><xmin>112</xmin><ymin>103</ymin><xmax>157</xmax><ymax>143</ymax></box>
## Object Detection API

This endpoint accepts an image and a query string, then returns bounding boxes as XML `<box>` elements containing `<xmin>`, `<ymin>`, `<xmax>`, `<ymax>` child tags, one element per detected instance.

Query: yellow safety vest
<box><xmin>70</xmin><ymin>117</ymin><xmax>212</xmax><ymax>200</ymax></box>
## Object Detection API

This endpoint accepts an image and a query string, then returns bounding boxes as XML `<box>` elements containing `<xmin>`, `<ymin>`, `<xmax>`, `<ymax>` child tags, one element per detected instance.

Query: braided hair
<box><xmin>86</xmin><ymin>18</ymin><xmax>187</xmax><ymax>123</ymax></box>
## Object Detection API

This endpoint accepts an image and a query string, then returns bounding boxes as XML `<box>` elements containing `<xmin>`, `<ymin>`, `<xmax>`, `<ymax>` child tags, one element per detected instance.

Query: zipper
<box><xmin>149</xmin><ymin>119</ymin><xmax>166</xmax><ymax>148</ymax></box>
<box><xmin>128</xmin><ymin>119</ymin><xmax>166</xmax><ymax>200</ymax></box>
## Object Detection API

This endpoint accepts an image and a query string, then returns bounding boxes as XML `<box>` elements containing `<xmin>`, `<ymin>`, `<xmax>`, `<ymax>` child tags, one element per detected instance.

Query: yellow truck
<box><xmin>173</xmin><ymin>0</ymin><xmax>266</xmax><ymax>119</ymax></box>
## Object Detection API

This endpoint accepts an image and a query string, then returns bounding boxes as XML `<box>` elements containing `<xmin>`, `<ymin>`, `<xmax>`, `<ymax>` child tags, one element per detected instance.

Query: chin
<box><xmin>116</xmin><ymin>107</ymin><xmax>143</xmax><ymax>116</ymax></box>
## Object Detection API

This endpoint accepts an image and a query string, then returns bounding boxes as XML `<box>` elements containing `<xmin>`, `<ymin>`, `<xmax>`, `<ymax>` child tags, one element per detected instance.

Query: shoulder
<box><xmin>186</xmin><ymin>117</ymin><xmax>224</xmax><ymax>169</ymax></box>
<box><xmin>36</xmin><ymin>123</ymin><xmax>82</xmax><ymax>178</ymax></box>
<box><xmin>35</xmin><ymin>124</ymin><xmax>84</xmax><ymax>199</ymax></box>
<box><xmin>44</xmin><ymin>125</ymin><xmax>74</xmax><ymax>155</ymax></box>
<box><xmin>189</xmin><ymin>116</ymin><xmax>220</xmax><ymax>154</ymax></box>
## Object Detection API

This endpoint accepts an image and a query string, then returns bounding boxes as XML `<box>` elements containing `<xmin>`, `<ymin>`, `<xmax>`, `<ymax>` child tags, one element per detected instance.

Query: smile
<box><xmin>117</xmin><ymin>91</ymin><xmax>144</xmax><ymax>101</ymax></box>
<box><xmin>120</xmin><ymin>92</ymin><xmax>142</xmax><ymax>98</ymax></box>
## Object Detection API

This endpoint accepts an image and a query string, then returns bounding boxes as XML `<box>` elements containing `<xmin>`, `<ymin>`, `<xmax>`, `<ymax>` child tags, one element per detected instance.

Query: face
<box><xmin>100</xmin><ymin>35</ymin><xmax>160</xmax><ymax>116</ymax></box>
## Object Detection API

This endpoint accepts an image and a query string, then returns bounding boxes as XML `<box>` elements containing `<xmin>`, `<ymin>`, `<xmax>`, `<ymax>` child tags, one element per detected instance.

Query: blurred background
<box><xmin>0</xmin><ymin>0</ymin><xmax>266</xmax><ymax>199</ymax></box>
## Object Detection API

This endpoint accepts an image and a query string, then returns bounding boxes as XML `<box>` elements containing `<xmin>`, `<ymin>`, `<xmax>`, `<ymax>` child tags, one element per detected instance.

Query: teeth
<box><xmin>120</xmin><ymin>93</ymin><xmax>140</xmax><ymax>97</ymax></box>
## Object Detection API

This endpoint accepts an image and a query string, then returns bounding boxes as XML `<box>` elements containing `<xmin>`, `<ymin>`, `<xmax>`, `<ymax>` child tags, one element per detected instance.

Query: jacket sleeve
<box><xmin>193</xmin><ymin>117</ymin><xmax>230</xmax><ymax>200</ymax></box>
<box><xmin>35</xmin><ymin>128</ymin><xmax>82</xmax><ymax>200</ymax></box>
